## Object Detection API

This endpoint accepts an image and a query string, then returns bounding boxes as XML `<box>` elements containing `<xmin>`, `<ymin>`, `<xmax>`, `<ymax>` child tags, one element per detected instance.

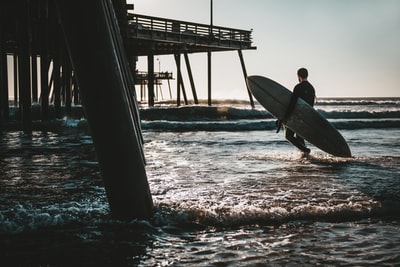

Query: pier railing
<box><xmin>127</xmin><ymin>13</ymin><xmax>255</xmax><ymax>53</ymax></box>
<box><xmin>134</xmin><ymin>71</ymin><xmax>173</xmax><ymax>84</ymax></box>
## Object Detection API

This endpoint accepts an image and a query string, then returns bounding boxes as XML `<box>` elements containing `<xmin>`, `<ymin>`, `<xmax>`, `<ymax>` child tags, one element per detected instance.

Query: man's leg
<box><xmin>285</xmin><ymin>128</ymin><xmax>310</xmax><ymax>153</ymax></box>
<box><xmin>295</xmin><ymin>135</ymin><xmax>310</xmax><ymax>154</ymax></box>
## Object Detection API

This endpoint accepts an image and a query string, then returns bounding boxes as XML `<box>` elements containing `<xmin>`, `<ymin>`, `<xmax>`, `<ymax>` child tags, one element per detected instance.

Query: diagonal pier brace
<box><xmin>56</xmin><ymin>0</ymin><xmax>153</xmax><ymax>220</ymax></box>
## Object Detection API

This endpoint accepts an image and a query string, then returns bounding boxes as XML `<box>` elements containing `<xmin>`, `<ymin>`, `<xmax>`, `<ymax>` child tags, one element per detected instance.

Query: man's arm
<box><xmin>283</xmin><ymin>91</ymin><xmax>298</xmax><ymax>122</ymax></box>
<box><xmin>275</xmin><ymin>91</ymin><xmax>297</xmax><ymax>133</ymax></box>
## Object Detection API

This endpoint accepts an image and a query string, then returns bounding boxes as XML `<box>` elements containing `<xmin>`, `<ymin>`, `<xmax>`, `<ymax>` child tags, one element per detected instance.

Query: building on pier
<box><xmin>134</xmin><ymin>70</ymin><xmax>174</xmax><ymax>102</ymax></box>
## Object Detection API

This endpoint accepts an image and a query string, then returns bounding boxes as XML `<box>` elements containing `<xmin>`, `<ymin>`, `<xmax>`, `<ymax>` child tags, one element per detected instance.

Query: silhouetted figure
<box><xmin>281</xmin><ymin>68</ymin><xmax>316</xmax><ymax>154</ymax></box>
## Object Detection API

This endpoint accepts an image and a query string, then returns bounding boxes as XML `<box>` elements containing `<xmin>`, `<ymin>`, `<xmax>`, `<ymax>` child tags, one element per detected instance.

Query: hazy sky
<box><xmin>133</xmin><ymin>0</ymin><xmax>399</xmax><ymax>99</ymax></box>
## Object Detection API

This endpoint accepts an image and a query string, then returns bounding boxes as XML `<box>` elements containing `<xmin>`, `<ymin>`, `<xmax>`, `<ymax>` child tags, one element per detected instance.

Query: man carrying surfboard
<box><xmin>280</xmin><ymin>68</ymin><xmax>316</xmax><ymax>154</ymax></box>
<box><xmin>247</xmin><ymin>74</ymin><xmax>351</xmax><ymax>157</ymax></box>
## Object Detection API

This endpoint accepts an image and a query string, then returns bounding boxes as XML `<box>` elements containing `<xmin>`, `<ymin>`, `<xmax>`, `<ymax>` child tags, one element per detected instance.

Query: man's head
<box><xmin>297</xmin><ymin>68</ymin><xmax>308</xmax><ymax>81</ymax></box>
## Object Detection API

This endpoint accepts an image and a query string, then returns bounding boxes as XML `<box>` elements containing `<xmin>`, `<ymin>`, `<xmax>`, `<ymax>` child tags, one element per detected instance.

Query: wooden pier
<box><xmin>126</xmin><ymin>12</ymin><xmax>256</xmax><ymax>107</ymax></box>
<box><xmin>0</xmin><ymin>0</ymin><xmax>256</xmax><ymax>220</ymax></box>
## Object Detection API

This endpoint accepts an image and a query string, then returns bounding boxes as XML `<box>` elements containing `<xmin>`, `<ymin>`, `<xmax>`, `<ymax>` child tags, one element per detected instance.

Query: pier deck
<box><xmin>127</xmin><ymin>13</ymin><xmax>256</xmax><ymax>56</ymax></box>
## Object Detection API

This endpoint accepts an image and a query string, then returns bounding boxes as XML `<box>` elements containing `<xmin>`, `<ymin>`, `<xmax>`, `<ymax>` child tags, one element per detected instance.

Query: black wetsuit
<box><xmin>283</xmin><ymin>80</ymin><xmax>315</xmax><ymax>152</ymax></box>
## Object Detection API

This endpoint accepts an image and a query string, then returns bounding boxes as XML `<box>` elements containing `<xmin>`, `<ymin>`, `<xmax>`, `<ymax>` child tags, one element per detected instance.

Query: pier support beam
<box><xmin>0</xmin><ymin>15</ymin><xmax>9</xmax><ymax>122</ymax></box>
<box><xmin>53</xmin><ymin>33</ymin><xmax>62</xmax><ymax>118</ymax></box>
<box><xmin>13</xmin><ymin>55</ymin><xmax>18</xmax><ymax>107</ymax></box>
<box><xmin>63</xmin><ymin>53</ymin><xmax>72</xmax><ymax>116</ymax></box>
<box><xmin>147</xmin><ymin>54</ymin><xmax>155</xmax><ymax>107</ymax></box>
<box><xmin>207</xmin><ymin>50</ymin><xmax>212</xmax><ymax>106</ymax></box>
<box><xmin>31</xmin><ymin>55</ymin><xmax>38</xmax><ymax>103</ymax></box>
<box><xmin>174</xmin><ymin>54</ymin><xmax>188</xmax><ymax>106</ymax></box>
<box><xmin>56</xmin><ymin>0</ymin><xmax>153</xmax><ymax>220</ymax></box>
<box><xmin>176</xmin><ymin>54</ymin><xmax>181</xmax><ymax>106</ymax></box>
<box><xmin>238</xmin><ymin>50</ymin><xmax>255</xmax><ymax>108</ymax></box>
<box><xmin>18</xmin><ymin>1</ymin><xmax>32</xmax><ymax>133</ymax></box>
<box><xmin>40</xmin><ymin>12</ymin><xmax>49</xmax><ymax>121</ymax></box>
<box><xmin>184</xmin><ymin>52</ymin><xmax>198</xmax><ymax>104</ymax></box>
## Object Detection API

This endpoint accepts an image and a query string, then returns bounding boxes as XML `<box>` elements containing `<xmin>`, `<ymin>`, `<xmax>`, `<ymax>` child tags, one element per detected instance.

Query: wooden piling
<box><xmin>40</xmin><ymin>11</ymin><xmax>49</xmax><ymax>121</ymax></box>
<box><xmin>148</xmin><ymin>54</ymin><xmax>155</xmax><ymax>107</ymax></box>
<box><xmin>63</xmin><ymin>53</ymin><xmax>72</xmax><ymax>116</ymax></box>
<box><xmin>56</xmin><ymin>0</ymin><xmax>153</xmax><ymax>220</ymax></box>
<box><xmin>52</xmin><ymin>31</ymin><xmax>62</xmax><ymax>119</ymax></box>
<box><xmin>207</xmin><ymin>50</ymin><xmax>212</xmax><ymax>106</ymax></box>
<box><xmin>13</xmin><ymin>55</ymin><xmax>18</xmax><ymax>107</ymax></box>
<box><xmin>184</xmin><ymin>52</ymin><xmax>198</xmax><ymax>104</ymax></box>
<box><xmin>174</xmin><ymin>53</ymin><xmax>188</xmax><ymax>106</ymax></box>
<box><xmin>18</xmin><ymin>0</ymin><xmax>32</xmax><ymax>133</ymax></box>
<box><xmin>238</xmin><ymin>50</ymin><xmax>255</xmax><ymax>108</ymax></box>
<box><xmin>31</xmin><ymin>56</ymin><xmax>38</xmax><ymax>103</ymax></box>
<box><xmin>0</xmin><ymin>15</ymin><xmax>9</xmax><ymax>122</ymax></box>
<box><xmin>176</xmin><ymin>54</ymin><xmax>181</xmax><ymax>106</ymax></box>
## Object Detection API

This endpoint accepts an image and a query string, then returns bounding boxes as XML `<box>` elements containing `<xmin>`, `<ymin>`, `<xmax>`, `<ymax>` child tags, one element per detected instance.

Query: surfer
<box><xmin>279</xmin><ymin>68</ymin><xmax>316</xmax><ymax>154</ymax></box>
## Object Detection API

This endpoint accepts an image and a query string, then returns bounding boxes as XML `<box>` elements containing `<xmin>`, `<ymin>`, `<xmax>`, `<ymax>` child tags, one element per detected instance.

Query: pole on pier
<box><xmin>207</xmin><ymin>50</ymin><xmax>212</xmax><ymax>106</ymax></box>
<box><xmin>148</xmin><ymin>54</ymin><xmax>155</xmax><ymax>107</ymax></box>
<box><xmin>167</xmin><ymin>78</ymin><xmax>172</xmax><ymax>99</ymax></box>
<box><xmin>31</xmin><ymin>56</ymin><xmax>38</xmax><ymax>103</ymax></box>
<box><xmin>53</xmin><ymin>30</ymin><xmax>62</xmax><ymax>118</ymax></box>
<box><xmin>184</xmin><ymin>52</ymin><xmax>198</xmax><ymax>104</ymax></box>
<box><xmin>0</xmin><ymin>13</ymin><xmax>9</xmax><ymax>122</ymax></box>
<box><xmin>238</xmin><ymin>50</ymin><xmax>255</xmax><ymax>108</ymax></box>
<box><xmin>63</xmin><ymin>53</ymin><xmax>72</xmax><ymax>116</ymax></box>
<box><xmin>40</xmin><ymin>7</ymin><xmax>49</xmax><ymax>121</ymax></box>
<box><xmin>13</xmin><ymin>55</ymin><xmax>18</xmax><ymax>107</ymax></box>
<box><xmin>175</xmin><ymin>54</ymin><xmax>181</xmax><ymax>106</ymax></box>
<box><xmin>56</xmin><ymin>0</ymin><xmax>153</xmax><ymax>220</ymax></box>
<box><xmin>174</xmin><ymin>54</ymin><xmax>188</xmax><ymax>105</ymax></box>
<box><xmin>0</xmin><ymin>46</ymin><xmax>9</xmax><ymax>123</ymax></box>
<box><xmin>18</xmin><ymin>0</ymin><xmax>32</xmax><ymax>133</ymax></box>
<box><xmin>208</xmin><ymin>0</ymin><xmax>213</xmax><ymax>106</ymax></box>
<box><xmin>72</xmin><ymin>76</ymin><xmax>80</xmax><ymax>105</ymax></box>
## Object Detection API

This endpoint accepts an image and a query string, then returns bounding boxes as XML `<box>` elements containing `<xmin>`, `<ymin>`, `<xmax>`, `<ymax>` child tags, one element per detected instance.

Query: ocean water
<box><xmin>0</xmin><ymin>98</ymin><xmax>399</xmax><ymax>266</ymax></box>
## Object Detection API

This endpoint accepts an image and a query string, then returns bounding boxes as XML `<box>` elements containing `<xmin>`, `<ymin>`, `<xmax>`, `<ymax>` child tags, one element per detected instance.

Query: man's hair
<box><xmin>297</xmin><ymin>68</ymin><xmax>308</xmax><ymax>79</ymax></box>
